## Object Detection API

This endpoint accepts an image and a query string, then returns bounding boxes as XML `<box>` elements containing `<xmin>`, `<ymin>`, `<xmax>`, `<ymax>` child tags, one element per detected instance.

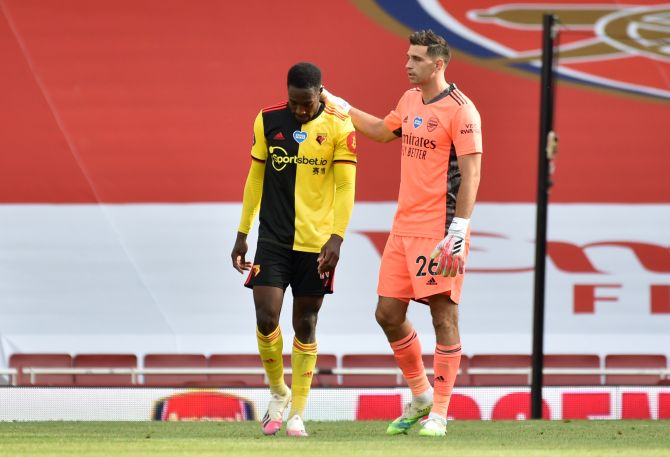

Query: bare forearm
<box><xmin>454</xmin><ymin>154</ymin><xmax>481</xmax><ymax>219</ymax></box>
<box><xmin>455</xmin><ymin>175</ymin><xmax>479</xmax><ymax>219</ymax></box>
<box><xmin>349</xmin><ymin>107</ymin><xmax>397</xmax><ymax>143</ymax></box>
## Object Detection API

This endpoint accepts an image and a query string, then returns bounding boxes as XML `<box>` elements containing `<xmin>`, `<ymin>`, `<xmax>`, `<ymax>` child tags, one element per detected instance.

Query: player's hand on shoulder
<box><xmin>320</xmin><ymin>86</ymin><xmax>351</xmax><ymax>114</ymax></box>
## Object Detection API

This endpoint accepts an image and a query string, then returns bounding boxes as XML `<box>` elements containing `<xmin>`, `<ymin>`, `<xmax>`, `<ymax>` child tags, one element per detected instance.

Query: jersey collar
<box><xmin>423</xmin><ymin>83</ymin><xmax>458</xmax><ymax>105</ymax></box>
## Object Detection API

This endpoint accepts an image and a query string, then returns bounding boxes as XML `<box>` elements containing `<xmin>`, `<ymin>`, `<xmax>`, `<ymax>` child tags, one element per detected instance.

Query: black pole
<box><xmin>531</xmin><ymin>13</ymin><xmax>558</xmax><ymax>420</ymax></box>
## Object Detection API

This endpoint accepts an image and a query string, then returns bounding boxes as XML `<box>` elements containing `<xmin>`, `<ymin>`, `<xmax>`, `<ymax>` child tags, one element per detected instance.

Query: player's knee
<box><xmin>375</xmin><ymin>306</ymin><xmax>402</xmax><ymax>329</ymax></box>
<box><xmin>432</xmin><ymin>315</ymin><xmax>458</xmax><ymax>333</ymax></box>
<box><xmin>293</xmin><ymin>312</ymin><xmax>317</xmax><ymax>332</ymax></box>
<box><xmin>256</xmin><ymin>311</ymin><xmax>280</xmax><ymax>335</ymax></box>
<box><xmin>293</xmin><ymin>312</ymin><xmax>317</xmax><ymax>342</ymax></box>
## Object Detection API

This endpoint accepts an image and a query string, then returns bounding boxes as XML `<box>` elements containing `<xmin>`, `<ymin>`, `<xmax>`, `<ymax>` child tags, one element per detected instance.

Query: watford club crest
<box><xmin>356</xmin><ymin>1</ymin><xmax>670</xmax><ymax>101</ymax></box>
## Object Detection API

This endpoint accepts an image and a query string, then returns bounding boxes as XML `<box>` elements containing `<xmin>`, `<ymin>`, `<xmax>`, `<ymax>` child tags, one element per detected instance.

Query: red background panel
<box><xmin>0</xmin><ymin>0</ymin><xmax>668</xmax><ymax>203</ymax></box>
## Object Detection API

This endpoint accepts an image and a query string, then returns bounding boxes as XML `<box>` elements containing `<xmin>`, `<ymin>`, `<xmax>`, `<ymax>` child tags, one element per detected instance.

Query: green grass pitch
<box><xmin>1</xmin><ymin>420</ymin><xmax>668</xmax><ymax>457</ymax></box>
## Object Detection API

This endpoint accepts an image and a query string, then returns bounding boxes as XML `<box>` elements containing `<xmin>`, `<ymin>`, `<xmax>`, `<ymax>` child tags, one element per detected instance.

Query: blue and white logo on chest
<box><xmin>413</xmin><ymin>116</ymin><xmax>423</xmax><ymax>129</ymax></box>
<box><xmin>293</xmin><ymin>131</ymin><xmax>308</xmax><ymax>143</ymax></box>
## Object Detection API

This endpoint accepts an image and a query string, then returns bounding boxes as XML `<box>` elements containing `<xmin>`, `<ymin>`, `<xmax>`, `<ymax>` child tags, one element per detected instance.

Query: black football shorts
<box><xmin>244</xmin><ymin>241</ymin><xmax>334</xmax><ymax>296</ymax></box>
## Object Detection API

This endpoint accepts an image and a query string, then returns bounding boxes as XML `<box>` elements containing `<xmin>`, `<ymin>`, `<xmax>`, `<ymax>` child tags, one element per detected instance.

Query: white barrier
<box><xmin>0</xmin><ymin>385</ymin><xmax>669</xmax><ymax>421</ymax></box>
<box><xmin>5</xmin><ymin>366</ymin><xmax>668</xmax><ymax>386</ymax></box>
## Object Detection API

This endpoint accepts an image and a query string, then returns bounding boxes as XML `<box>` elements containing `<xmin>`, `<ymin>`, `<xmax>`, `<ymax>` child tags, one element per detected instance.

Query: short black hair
<box><xmin>287</xmin><ymin>62</ymin><xmax>322</xmax><ymax>90</ymax></box>
<box><xmin>409</xmin><ymin>29</ymin><xmax>451</xmax><ymax>65</ymax></box>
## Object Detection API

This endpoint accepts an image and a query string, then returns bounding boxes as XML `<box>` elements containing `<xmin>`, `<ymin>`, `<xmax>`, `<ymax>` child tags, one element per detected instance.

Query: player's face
<box><xmin>287</xmin><ymin>86</ymin><xmax>321</xmax><ymax>124</ymax></box>
<box><xmin>406</xmin><ymin>45</ymin><xmax>441</xmax><ymax>85</ymax></box>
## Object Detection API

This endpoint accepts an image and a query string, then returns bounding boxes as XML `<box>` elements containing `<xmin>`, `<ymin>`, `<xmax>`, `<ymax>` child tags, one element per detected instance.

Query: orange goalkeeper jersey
<box><xmin>383</xmin><ymin>84</ymin><xmax>482</xmax><ymax>238</ymax></box>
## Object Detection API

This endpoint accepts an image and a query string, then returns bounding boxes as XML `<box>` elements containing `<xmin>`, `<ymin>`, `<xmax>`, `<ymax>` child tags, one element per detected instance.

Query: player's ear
<box><xmin>319</xmin><ymin>85</ymin><xmax>324</xmax><ymax>93</ymax></box>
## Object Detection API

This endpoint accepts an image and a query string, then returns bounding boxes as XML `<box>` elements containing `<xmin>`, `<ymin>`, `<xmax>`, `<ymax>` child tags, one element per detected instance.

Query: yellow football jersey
<box><xmin>250</xmin><ymin>102</ymin><xmax>357</xmax><ymax>252</ymax></box>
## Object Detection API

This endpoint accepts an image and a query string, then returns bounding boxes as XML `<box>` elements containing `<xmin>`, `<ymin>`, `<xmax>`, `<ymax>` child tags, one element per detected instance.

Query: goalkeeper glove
<box><xmin>321</xmin><ymin>87</ymin><xmax>351</xmax><ymax>114</ymax></box>
<box><xmin>431</xmin><ymin>217</ymin><xmax>469</xmax><ymax>277</ymax></box>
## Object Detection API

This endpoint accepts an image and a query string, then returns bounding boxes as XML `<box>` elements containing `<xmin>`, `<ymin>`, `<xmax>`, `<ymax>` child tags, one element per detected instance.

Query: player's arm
<box><xmin>232</xmin><ymin>112</ymin><xmax>267</xmax><ymax>274</ymax></box>
<box><xmin>332</xmin><ymin>162</ymin><xmax>356</xmax><ymax>238</ymax></box>
<box><xmin>348</xmin><ymin>107</ymin><xmax>398</xmax><ymax>143</ymax></box>
<box><xmin>454</xmin><ymin>153</ymin><xmax>481</xmax><ymax>219</ymax></box>
<box><xmin>322</xmin><ymin>88</ymin><xmax>398</xmax><ymax>143</ymax></box>
<box><xmin>317</xmin><ymin>162</ymin><xmax>356</xmax><ymax>276</ymax></box>
<box><xmin>232</xmin><ymin>158</ymin><xmax>265</xmax><ymax>273</ymax></box>
<box><xmin>432</xmin><ymin>104</ymin><xmax>483</xmax><ymax>277</ymax></box>
<box><xmin>317</xmin><ymin>123</ymin><xmax>358</xmax><ymax>276</ymax></box>
<box><xmin>431</xmin><ymin>153</ymin><xmax>481</xmax><ymax>278</ymax></box>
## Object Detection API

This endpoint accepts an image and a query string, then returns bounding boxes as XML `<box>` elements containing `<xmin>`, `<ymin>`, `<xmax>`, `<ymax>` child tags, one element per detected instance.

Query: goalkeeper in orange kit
<box><xmin>323</xmin><ymin>29</ymin><xmax>482</xmax><ymax>437</ymax></box>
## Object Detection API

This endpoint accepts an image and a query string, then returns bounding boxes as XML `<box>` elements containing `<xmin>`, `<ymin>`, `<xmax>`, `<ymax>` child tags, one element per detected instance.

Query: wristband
<box><xmin>448</xmin><ymin>217</ymin><xmax>470</xmax><ymax>236</ymax></box>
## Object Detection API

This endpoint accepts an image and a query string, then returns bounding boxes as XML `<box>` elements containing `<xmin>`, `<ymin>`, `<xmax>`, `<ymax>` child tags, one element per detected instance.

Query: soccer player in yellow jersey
<box><xmin>323</xmin><ymin>30</ymin><xmax>482</xmax><ymax>437</ymax></box>
<box><xmin>231</xmin><ymin>62</ymin><xmax>357</xmax><ymax>437</ymax></box>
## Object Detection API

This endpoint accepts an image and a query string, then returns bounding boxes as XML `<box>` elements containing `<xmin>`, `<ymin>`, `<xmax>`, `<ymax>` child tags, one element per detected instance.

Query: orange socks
<box><xmin>390</xmin><ymin>329</ymin><xmax>462</xmax><ymax>417</ymax></box>
<box><xmin>431</xmin><ymin>342</ymin><xmax>462</xmax><ymax>417</ymax></box>
<box><xmin>390</xmin><ymin>329</ymin><xmax>431</xmax><ymax>397</ymax></box>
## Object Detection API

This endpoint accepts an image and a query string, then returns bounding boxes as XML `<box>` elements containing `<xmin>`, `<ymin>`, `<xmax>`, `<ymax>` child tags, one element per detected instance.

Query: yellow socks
<box><xmin>256</xmin><ymin>326</ymin><xmax>288</xmax><ymax>396</ymax></box>
<box><xmin>257</xmin><ymin>327</ymin><xmax>318</xmax><ymax>417</ymax></box>
<box><xmin>288</xmin><ymin>337</ymin><xmax>317</xmax><ymax>418</ymax></box>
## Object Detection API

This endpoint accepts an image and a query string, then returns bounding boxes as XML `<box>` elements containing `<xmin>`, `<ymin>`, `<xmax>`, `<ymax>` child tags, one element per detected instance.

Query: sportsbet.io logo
<box><xmin>268</xmin><ymin>146</ymin><xmax>328</xmax><ymax>172</ymax></box>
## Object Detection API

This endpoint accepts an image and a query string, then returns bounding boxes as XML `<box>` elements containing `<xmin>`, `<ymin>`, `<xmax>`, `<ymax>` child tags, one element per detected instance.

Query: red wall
<box><xmin>1</xmin><ymin>0</ymin><xmax>668</xmax><ymax>203</ymax></box>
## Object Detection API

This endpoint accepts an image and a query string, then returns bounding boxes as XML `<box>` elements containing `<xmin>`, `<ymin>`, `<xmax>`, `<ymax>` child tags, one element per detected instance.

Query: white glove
<box><xmin>321</xmin><ymin>87</ymin><xmax>351</xmax><ymax>114</ymax></box>
<box><xmin>430</xmin><ymin>217</ymin><xmax>469</xmax><ymax>277</ymax></box>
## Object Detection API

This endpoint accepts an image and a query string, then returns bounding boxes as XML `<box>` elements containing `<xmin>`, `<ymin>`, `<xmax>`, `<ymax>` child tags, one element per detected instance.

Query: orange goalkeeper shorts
<box><xmin>377</xmin><ymin>233</ymin><xmax>470</xmax><ymax>304</ymax></box>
